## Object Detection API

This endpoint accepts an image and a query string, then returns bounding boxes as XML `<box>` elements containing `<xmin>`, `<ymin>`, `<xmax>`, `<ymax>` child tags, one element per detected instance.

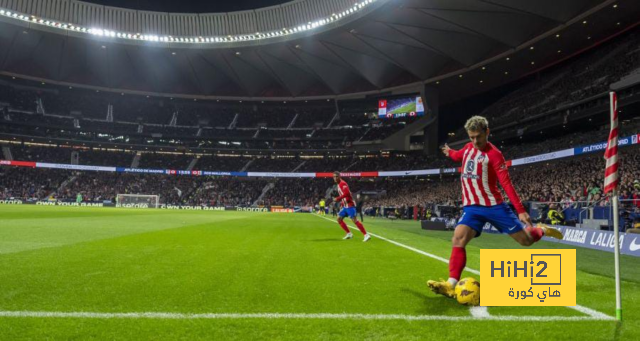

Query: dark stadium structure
<box><xmin>0</xmin><ymin>0</ymin><xmax>638</xmax><ymax>213</ymax></box>
<box><xmin>0</xmin><ymin>0</ymin><xmax>638</xmax><ymax>101</ymax></box>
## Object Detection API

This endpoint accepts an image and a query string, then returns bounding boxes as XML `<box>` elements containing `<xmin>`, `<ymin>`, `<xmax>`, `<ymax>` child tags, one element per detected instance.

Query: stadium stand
<box><xmin>0</xmin><ymin>25</ymin><xmax>639</xmax><ymax>215</ymax></box>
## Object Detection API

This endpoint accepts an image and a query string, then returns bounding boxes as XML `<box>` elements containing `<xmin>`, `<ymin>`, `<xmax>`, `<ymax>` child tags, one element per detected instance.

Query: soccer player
<box><xmin>427</xmin><ymin>116</ymin><xmax>563</xmax><ymax>298</ymax></box>
<box><xmin>356</xmin><ymin>194</ymin><xmax>365</xmax><ymax>222</ymax></box>
<box><xmin>319</xmin><ymin>198</ymin><xmax>326</xmax><ymax>215</ymax></box>
<box><xmin>333</xmin><ymin>171</ymin><xmax>371</xmax><ymax>242</ymax></box>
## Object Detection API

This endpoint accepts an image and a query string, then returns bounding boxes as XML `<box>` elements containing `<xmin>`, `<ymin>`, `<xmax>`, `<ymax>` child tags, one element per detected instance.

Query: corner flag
<box><xmin>604</xmin><ymin>92</ymin><xmax>619</xmax><ymax>194</ymax></box>
<box><xmin>605</xmin><ymin>91</ymin><xmax>622</xmax><ymax>321</ymax></box>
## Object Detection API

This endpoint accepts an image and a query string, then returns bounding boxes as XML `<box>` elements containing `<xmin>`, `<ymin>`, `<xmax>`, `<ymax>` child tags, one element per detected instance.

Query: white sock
<box><xmin>447</xmin><ymin>278</ymin><xmax>458</xmax><ymax>286</ymax></box>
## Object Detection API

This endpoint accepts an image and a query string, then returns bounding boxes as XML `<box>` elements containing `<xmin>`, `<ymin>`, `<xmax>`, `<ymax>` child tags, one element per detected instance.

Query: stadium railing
<box><xmin>528</xmin><ymin>199</ymin><xmax>640</xmax><ymax>231</ymax></box>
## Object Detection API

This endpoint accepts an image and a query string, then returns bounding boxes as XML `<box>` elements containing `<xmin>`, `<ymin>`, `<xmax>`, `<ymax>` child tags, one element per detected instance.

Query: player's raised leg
<box><xmin>427</xmin><ymin>224</ymin><xmax>476</xmax><ymax>298</ymax></box>
<box><xmin>510</xmin><ymin>223</ymin><xmax>564</xmax><ymax>246</ymax></box>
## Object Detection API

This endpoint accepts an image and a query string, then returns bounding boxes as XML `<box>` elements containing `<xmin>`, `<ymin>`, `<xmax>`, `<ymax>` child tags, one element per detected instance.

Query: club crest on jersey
<box><xmin>477</xmin><ymin>154</ymin><xmax>485</xmax><ymax>163</ymax></box>
<box><xmin>465</xmin><ymin>160</ymin><xmax>475</xmax><ymax>173</ymax></box>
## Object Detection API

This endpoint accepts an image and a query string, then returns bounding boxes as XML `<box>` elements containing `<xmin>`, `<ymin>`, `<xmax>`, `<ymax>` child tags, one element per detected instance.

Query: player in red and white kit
<box><xmin>427</xmin><ymin>116</ymin><xmax>563</xmax><ymax>298</ymax></box>
<box><xmin>333</xmin><ymin>171</ymin><xmax>371</xmax><ymax>242</ymax></box>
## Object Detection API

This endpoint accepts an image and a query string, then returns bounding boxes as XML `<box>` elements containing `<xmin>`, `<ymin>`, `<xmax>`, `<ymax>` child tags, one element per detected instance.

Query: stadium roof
<box><xmin>0</xmin><ymin>0</ymin><xmax>637</xmax><ymax>102</ymax></box>
<box><xmin>84</xmin><ymin>0</ymin><xmax>291</xmax><ymax>14</ymax></box>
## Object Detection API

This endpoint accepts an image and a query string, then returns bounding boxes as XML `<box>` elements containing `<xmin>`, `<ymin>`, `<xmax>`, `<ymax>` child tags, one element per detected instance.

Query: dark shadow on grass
<box><xmin>402</xmin><ymin>288</ymin><xmax>465</xmax><ymax>315</ymax></box>
<box><xmin>613</xmin><ymin>321</ymin><xmax>623</xmax><ymax>341</ymax></box>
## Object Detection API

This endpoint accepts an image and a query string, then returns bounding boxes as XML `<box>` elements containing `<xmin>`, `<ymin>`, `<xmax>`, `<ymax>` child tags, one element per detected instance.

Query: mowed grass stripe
<box><xmin>0</xmin><ymin>208</ymin><xmax>636</xmax><ymax>341</ymax></box>
<box><xmin>0</xmin><ymin>206</ymin><xmax>252</xmax><ymax>254</ymax></box>
<box><xmin>0</xmin><ymin>209</ymin><xmax>467</xmax><ymax>316</ymax></box>
<box><xmin>0</xmin><ymin>315</ymin><xmax>624</xmax><ymax>341</ymax></box>
<box><xmin>356</xmin><ymin>218</ymin><xmax>640</xmax><ymax>319</ymax></box>
<box><xmin>314</xmin><ymin>215</ymin><xmax>617</xmax><ymax>319</ymax></box>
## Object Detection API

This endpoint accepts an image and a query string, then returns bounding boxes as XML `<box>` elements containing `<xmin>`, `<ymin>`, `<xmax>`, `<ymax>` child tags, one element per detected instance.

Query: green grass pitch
<box><xmin>0</xmin><ymin>205</ymin><xmax>638</xmax><ymax>340</ymax></box>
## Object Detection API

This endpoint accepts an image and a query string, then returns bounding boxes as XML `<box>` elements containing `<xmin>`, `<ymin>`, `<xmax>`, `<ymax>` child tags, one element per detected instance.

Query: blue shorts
<box><xmin>339</xmin><ymin>207</ymin><xmax>357</xmax><ymax>219</ymax></box>
<box><xmin>458</xmin><ymin>203</ymin><xmax>524</xmax><ymax>237</ymax></box>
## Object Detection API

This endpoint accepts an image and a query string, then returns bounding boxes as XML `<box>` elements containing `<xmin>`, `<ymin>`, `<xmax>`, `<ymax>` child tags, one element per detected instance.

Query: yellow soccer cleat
<box><xmin>538</xmin><ymin>223</ymin><xmax>563</xmax><ymax>240</ymax></box>
<box><xmin>427</xmin><ymin>279</ymin><xmax>456</xmax><ymax>299</ymax></box>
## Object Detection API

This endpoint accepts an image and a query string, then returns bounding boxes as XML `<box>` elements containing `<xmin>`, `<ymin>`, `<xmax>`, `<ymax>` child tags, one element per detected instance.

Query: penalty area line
<box><xmin>313</xmin><ymin>214</ymin><xmax>615</xmax><ymax>321</ymax></box>
<box><xmin>0</xmin><ymin>310</ymin><xmax>615</xmax><ymax>321</ymax></box>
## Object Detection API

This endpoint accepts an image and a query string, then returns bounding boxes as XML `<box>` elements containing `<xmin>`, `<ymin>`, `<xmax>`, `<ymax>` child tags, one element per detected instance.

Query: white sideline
<box><xmin>566</xmin><ymin>305</ymin><xmax>614</xmax><ymax>320</ymax></box>
<box><xmin>0</xmin><ymin>310</ymin><xmax>614</xmax><ymax>321</ymax></box>
<box><xmin>470</xmin><ymin>306</ymin><xmax>490</xmax><ymax>319</ymax></box>
<box><xmin>314</xmin><ymin>214</ymin><xmax>615</xmax><ymax>321</ymax></box>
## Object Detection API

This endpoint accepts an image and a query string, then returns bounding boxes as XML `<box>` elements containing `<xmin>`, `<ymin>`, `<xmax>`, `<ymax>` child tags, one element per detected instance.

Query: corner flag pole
<box><xmin>612</xmin><ymin>189</ymin><xmax>621</xmax><ymax>321</ymax></box>
<box><xmin>604</xmin><ymin>91</ymin><xmax>621</xmax><ymax>321</ymax></box>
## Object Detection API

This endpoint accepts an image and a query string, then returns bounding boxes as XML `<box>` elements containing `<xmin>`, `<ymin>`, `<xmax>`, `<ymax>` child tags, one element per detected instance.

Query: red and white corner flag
<box><xmin>604</xmin><ymin>92</ymin><xmax>619</xmax><ymax>194</ymax></box>
<box><xmin>606</xmin><ymin>91</ymin><xmax>623</xmax><ymax>321</ymax></box>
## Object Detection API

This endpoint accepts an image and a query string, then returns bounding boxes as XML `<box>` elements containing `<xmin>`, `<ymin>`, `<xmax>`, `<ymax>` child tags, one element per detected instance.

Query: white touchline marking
<box><xmin>314</xmin><ymin>214</ymin><xmax>615</xmax><ymax>320</ymax></box>
<box><xmin>470</xmin><ymin>306</ymin><xmax>490</xmax><ymax>319</ymax></box>
<box><xmin>316</xmin><ymin>214</ymin><xmax>476</xmax><ymax>273</ymax></box>
<box><xmin>0</xmin><ymin>310</ymin><xmax>614</xmax><ymax>321</ymax></box>
<box><xmin>566</xmin><ymin>305</ymin><xmax>614</xmax><ymax>320</ymax></box>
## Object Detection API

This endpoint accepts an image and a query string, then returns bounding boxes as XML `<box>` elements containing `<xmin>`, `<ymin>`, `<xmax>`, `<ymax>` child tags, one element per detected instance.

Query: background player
<box><xmin>356</xmin><ymin>193</ymin><xmax>365</xmax><ymax>222</ymax></box>
<box><xmin>427</xmin><ymin>116</ymin><xmax>563</xmax><ymax>298</ymax></box>
<box><xmin>333</xmin><ymin>172</ymin><xmax>371</xmax><ymax>242</ymax></box>
<box><xmin>319</xmin><ymin>198</ymin><xmax>326</xmax><ymax>215</ymax></box>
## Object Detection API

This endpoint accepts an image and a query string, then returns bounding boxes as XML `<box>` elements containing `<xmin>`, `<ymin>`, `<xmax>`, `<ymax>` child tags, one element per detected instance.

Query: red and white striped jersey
<box><xmin>448</xmin><ymin>142</ymin><xmax>526</xmax><ymax>214</ymax></box>
<box><xmin>335</xmin><ymin>180</ymin><xmax>356</xmax><ymax>208</ymax></box>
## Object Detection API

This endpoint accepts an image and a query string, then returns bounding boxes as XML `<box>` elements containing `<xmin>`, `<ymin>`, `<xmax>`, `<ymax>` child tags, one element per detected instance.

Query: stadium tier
<box><xmin>1</xmin><ymin>0</ymin><xmax>640</xmax><ymax>339</ymax></box>
<box><xmin>1</xmin><ymin>136</ymin><xmax>639</xmax><ymax>208</ymax></box>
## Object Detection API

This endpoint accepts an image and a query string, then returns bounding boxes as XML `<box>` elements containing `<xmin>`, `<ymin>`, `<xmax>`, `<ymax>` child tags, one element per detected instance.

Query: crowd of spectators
<box><xmin>195</xmin><ymin>155</ymin><xmax>251</xmax><ymax>172</ymax></box>
<box><xmin>365</xmin><ymin>147</ymin><xmax>640</xmax><ymax>213</ymax></box>
<box><xmin>454</xmin><ymin>30</ymin><xmax>640</xmax><ymax>138</ymax></box>
<box><xmin>3</xmin><ymin>114</ymin><xmax>638</xmax><ymax>174</ymax></box>
<box><xmin>259</xmin><ymin>178</ymin><xmax>331</xmax><ymax>207</ymax></box>
<box><xmin>0</xmin><ymin>167</ymin><xmax>68</xmax><ymax>200</ymax></box>
<box><xmin>246</xmin><ymin>157</ymin><xmax>302</xmax><ymax>172</ymax></box>
<box><xmin>137</xmin><ymin>153</ymin><xmax>193</xmax><ymax>170</ymax></box>
<box><xmin>178</xmin><ymin>178</ymin><xmax>267</xmax><ymax>207</ymax></box>
<box><xmin>0</xmin><ymin>80</ymin><xmax>411</xmax><ymax>148</ymax></box>
<box><xmin>75</xmin><ymin>149</ymin><xmax>135</xmax><ymax>167</ymax></box>
<box><xmin>1</xmin><ymin>145</ymin><xmax>638</xmax><ymax>211</ymax></box>
<box><xmin>11</xmin><ymin>145</ymin><xmax>71</xmax><ymax>164</ymax></box>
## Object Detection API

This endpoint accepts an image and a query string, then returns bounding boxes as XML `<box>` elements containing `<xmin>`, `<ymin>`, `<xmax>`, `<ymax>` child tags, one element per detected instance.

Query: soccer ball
<box><xmin>455</xmin><ymin>277</ymin><xmax>480</xmax><ymax>306</ymax></box>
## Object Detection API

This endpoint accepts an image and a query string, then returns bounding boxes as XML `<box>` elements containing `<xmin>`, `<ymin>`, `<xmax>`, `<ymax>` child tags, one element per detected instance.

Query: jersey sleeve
<box><xmin>335</xmin><ymin>183</ymin><xmax>351</xmax><ymax>202</ymax></box>
<box><xmin>448</xmin><ymin>144</ymin><xmax>467</xmax><ymax>162</ymax></box>
<box><xmin>490</xmin><ymin>150</ymin><xmax>526</xmax><ymax>214</ymax></box>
